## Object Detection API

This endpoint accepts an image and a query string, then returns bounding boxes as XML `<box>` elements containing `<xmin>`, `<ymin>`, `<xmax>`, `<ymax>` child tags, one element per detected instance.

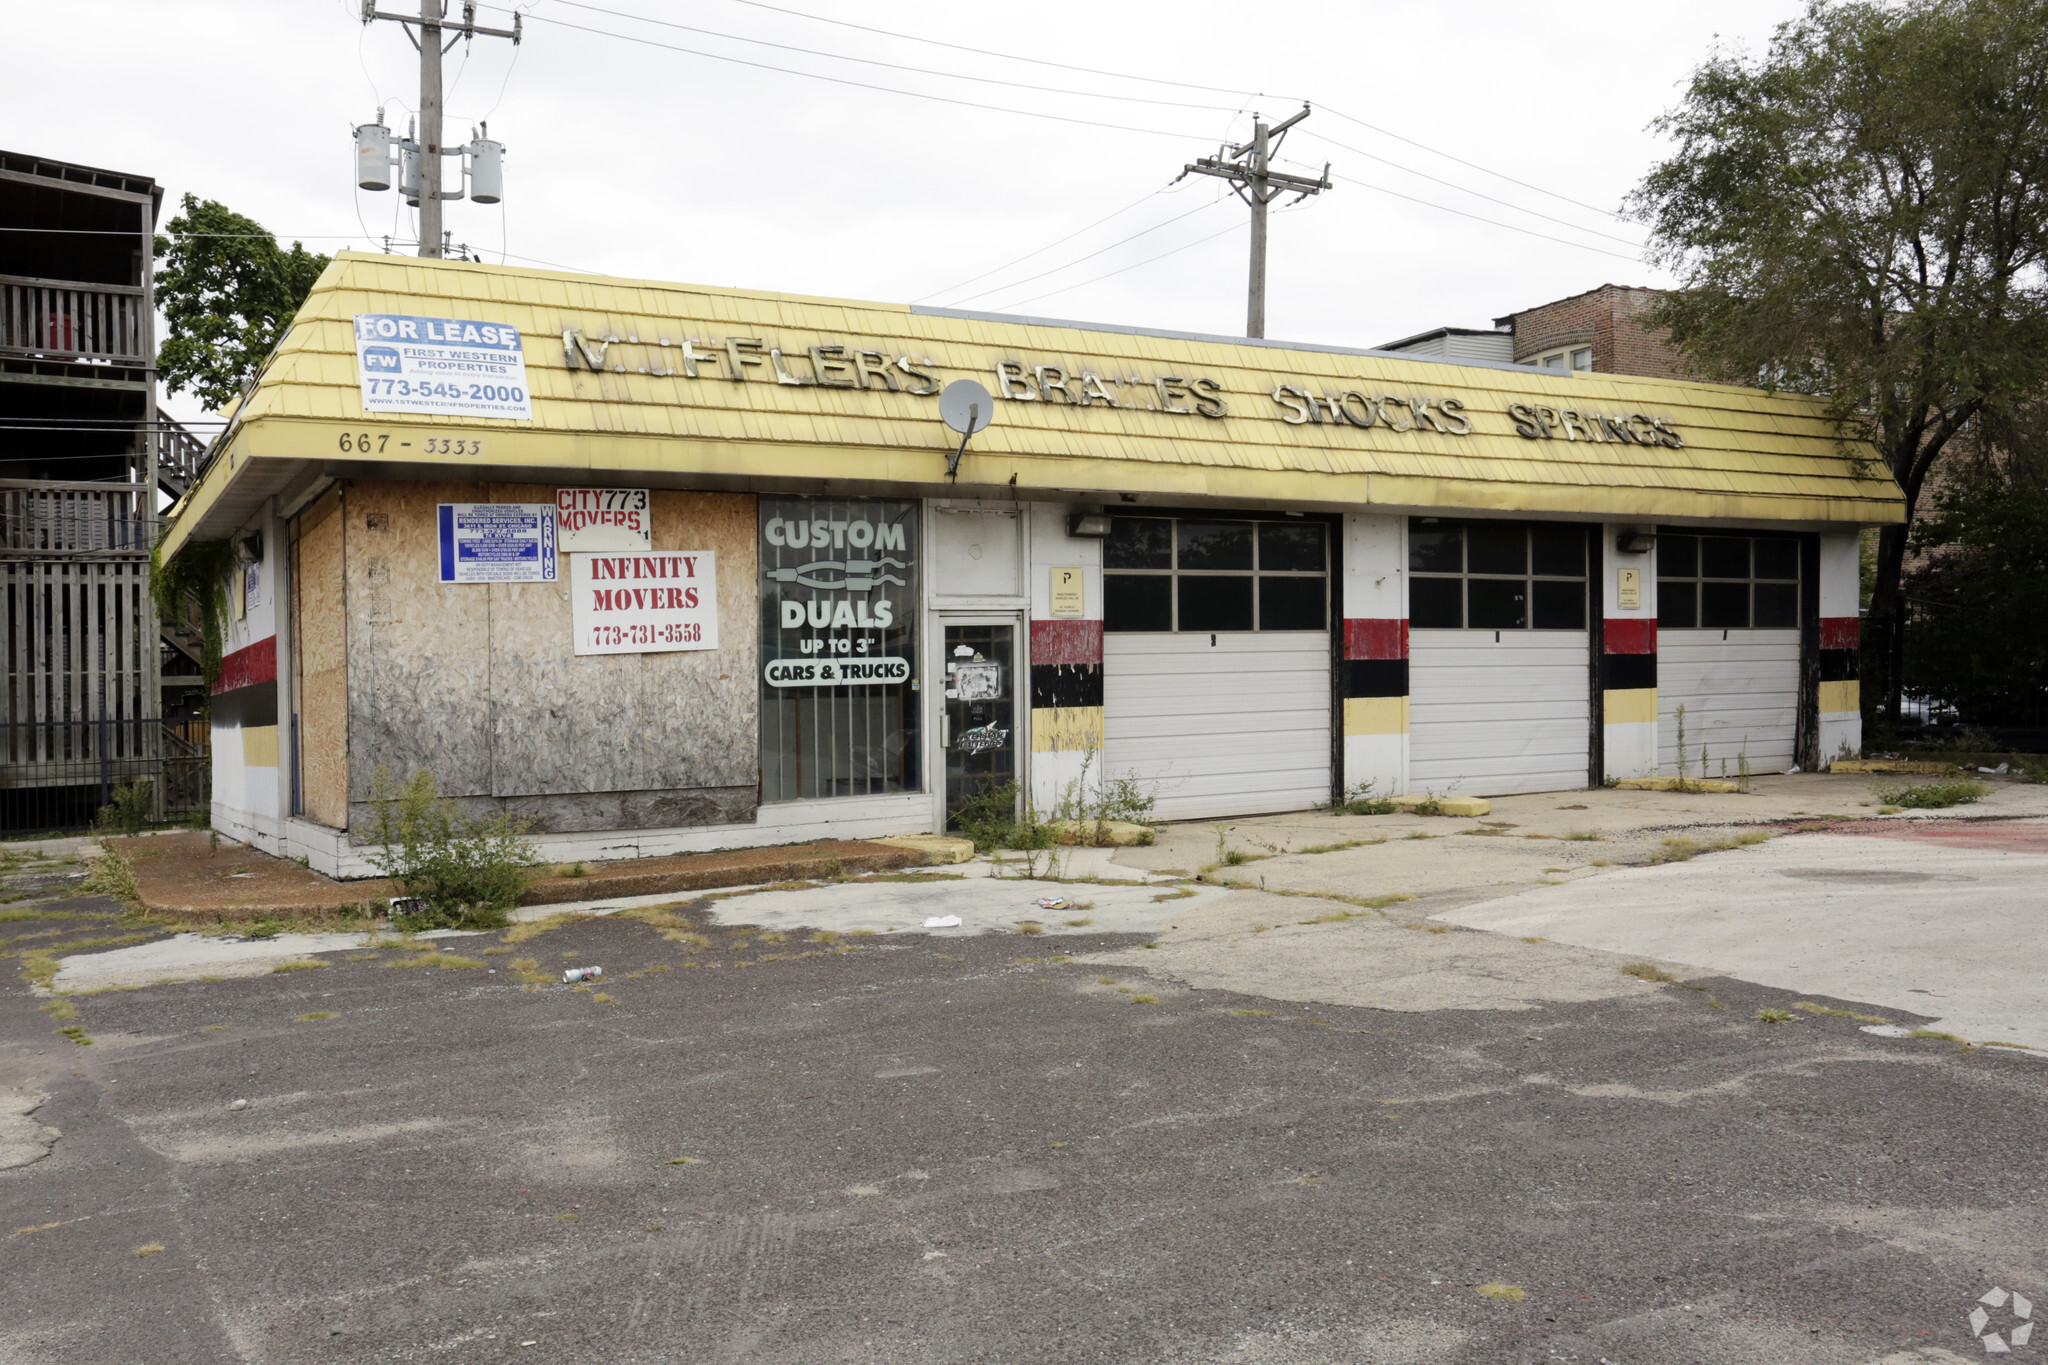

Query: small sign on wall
<box><xmin>571</xmin><ymin>551</ymin><xmax>718</xmax><ymax>655</ymax></box>
<box><xmin>438</xmin><ymin>504</ymin><xmax>558</xmax><ymax>583</ymax></box>
<box><xmin>1617</xmin><ymin>567</ymin><xmax>1642</xmax><ymax>610</ymax></box>
<box><xmin>557</xmin><ymin>488</ymin><xmax>650</xmax><ymax>552</ymax></box>
<box><xmin>1049</xmin><ymin>566</ymin><xmax>1085</xmax><ymax>618</ymax></box>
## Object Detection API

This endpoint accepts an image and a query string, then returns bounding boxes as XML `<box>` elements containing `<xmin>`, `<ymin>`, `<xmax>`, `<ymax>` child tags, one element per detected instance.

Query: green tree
<box><xmin>153</xmin><ymin>194</ymin><xmax>330</xmax><ymax>411</ymax></box>
<box><xmin>1902</xmin><ymin>408</ymin><xmax>2048</xmax><ymax>724</ymax></box>
<box><xmin>1630</xmin><ymin>0</ymin><xmax>2048</xmax><ymax>724</ymax></box>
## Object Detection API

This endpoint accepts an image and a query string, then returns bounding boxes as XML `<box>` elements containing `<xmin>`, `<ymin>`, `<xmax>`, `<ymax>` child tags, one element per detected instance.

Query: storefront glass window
<box><xmin>1103</xmin><ymin>515</ymin><xmax>1328</xmax><ymax>633</ymax></box>
<box><xmin>1406</xmin><ymin>519</ymin><xmax>1590</xmax><ymax>630</ymax></box>
<box><xmin>759</xmin><ymin>497</ymin><xmax>920</xmax><ymax>801</ymax></box>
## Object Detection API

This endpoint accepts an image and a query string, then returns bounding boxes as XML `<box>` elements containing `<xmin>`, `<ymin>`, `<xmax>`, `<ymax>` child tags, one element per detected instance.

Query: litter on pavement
<box><xmin>922</xmin><ymin>915</ymin><xmax>963</xmax><ymax>929</ymax></box>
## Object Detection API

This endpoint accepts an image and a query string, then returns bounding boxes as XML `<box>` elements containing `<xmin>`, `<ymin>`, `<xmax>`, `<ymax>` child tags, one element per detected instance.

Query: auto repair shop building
<box><xmin>160</xmin><ymin>254</ymin><xmax>1902</xmax><ymax>875</ymax></box>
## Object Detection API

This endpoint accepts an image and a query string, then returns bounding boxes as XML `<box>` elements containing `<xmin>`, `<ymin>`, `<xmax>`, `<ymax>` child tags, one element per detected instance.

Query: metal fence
<box><xmin>0</xmin><ymin>718</ymin><xmax>210</xmax><ymax>835</ymax></box>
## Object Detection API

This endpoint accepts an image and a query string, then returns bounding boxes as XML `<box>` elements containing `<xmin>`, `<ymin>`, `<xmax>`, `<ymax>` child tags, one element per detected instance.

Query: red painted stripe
<box><xmin>1819</xmin><ymin>616</ymin><xmax>1860</xmax><ymax>652</ymax></box>
<box><xmin>1603</xmin><ymin>618</ymin><xmax>1657</xmax><ymax>655</ymax></box>
<box><xmin>1343</xmin><ymin>618</ymin><xmax>1408</xmax><ymax>661</ymax></box>
<box><xmin>1030</xmin><ymin>618</ymin><xmax>1103</xmax><ymax>666</ymax></box>
<box><xmin>213</xmin><ymin>635</ymin><xmax>277</xmax><ymax>695</ymax></box>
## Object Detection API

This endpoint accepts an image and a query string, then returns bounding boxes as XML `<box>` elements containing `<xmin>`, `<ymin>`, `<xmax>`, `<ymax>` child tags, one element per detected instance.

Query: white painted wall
<box><xmin>1342</xmin><ymin>512</ymin><xmax>1408</xmax><ymax>798</ymax></box>
<box><xmin>1602</xmin><ymin>525</ymin><xmax>1659</xmax><ymax>781</ymax></box>
<box><xmin>1818</xmin><ymin>532</ymin><xmax>1863</xmax><ymax>763</ymax></box>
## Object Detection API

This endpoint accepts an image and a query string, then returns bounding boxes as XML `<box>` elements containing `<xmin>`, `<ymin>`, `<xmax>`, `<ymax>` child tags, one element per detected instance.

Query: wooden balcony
<box><xmin>0</xmin><ymin>481</ymin><xmax>153</xmax><ymax>556</ymax></box>
<box><xmin>0</xmin><ymin>274</ymin><xmax>147</xmax><ymax>365</ymax></box>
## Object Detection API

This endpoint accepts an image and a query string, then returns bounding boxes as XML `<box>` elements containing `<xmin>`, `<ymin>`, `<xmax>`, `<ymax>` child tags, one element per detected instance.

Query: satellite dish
<box><xmin>939</xmin><ymin>379</ymin><xmax>994</xmax><ymax>436</ymax></box>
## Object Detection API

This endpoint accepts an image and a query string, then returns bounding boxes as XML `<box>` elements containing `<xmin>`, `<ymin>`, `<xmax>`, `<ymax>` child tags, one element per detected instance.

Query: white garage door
<box><xmin>1103</xmin><ymin>633</ymin><xmax>1331</xmax><ymax>820</ymax></box>
<box><xmin>1410</xmin><ymin>632</ymin><xmax>1591</xmax><ymax>796</ymax></box>
<box><xmin>1658</xmin><ymin>630</ymin><xmax>1799</xmax><ymax>776</ymax></box>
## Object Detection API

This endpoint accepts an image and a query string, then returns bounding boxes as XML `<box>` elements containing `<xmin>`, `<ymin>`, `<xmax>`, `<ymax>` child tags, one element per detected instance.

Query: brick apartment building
<box><xmin>1381</xmin><ymin>283</ymin><xmax>1691</xmax><ymax>381</ymax></box>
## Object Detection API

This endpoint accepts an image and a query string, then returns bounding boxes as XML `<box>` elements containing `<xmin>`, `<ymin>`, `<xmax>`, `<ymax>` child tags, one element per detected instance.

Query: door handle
<box><xmin>941</xmin><ymin>714</ymin><xmax>950</xmax><ymax>746</ymax></box>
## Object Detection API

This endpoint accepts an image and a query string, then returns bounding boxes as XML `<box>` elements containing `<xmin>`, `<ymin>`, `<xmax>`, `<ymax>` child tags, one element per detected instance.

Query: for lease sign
<box><xmin>353</xmin><ymin>313</ymin><xmax>532</xmax><ymax>420</ymax></box>
<box><xmin>570</xmin><ymin>551</ymin><xmax>718</xmax><ymax>656</ymax></box>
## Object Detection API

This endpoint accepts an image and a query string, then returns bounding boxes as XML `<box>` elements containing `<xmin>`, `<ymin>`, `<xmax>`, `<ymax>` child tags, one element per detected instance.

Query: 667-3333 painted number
<box><xmin>335</xmin><ymin>432</ymin><xmax>487</xmax><ymax>456</ymax></box>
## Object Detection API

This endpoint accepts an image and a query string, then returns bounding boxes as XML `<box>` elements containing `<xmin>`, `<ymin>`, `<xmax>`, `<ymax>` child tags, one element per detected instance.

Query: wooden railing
<box><xmin>0</xmin><ymin>274</ymin><xmax>147</xmax><ymax>364</ymax></box>
<box><xmin>0</xmin><ymin>482</ymin><xmax>153</xmax><ymax>555</ymax></box>
<box><xmin>156</xmin><ymin>416</ymin><xmax>207</xmax><ymax>496</ymax></box>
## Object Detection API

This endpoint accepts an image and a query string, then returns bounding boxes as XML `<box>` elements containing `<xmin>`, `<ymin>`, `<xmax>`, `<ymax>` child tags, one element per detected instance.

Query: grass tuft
<box><xmin>269</xmin><ymin>959</ymin><xmax>326</xmax><ymax>974</ymax></box>
<box><xmin>293</xmin><ymin>1011</ymin><xmax>337</xmax><ymax>1022</ymax></box>
<box><xmin>1908</xmin><ymin>1028</ymin><xmax>1968</xmax><ymax>1043</ymax></box>
<box><xmin>1474</xmin><ymin>1282</ymin><xmax>1526</xmax><ymax>1302</ymax></box>
<box><xmin>1622</xmin><ymin>962</ymin><xmax>1678</xmax><ymax>984</ymax></box>
<box><xmin>1871</xmin><ymin>778</ymin><xmax>1989</xmax><ymax>810</ymax></box>
<box><xmin>1128</xmin><ymin>994</ymin><xmax>1159</xmax><ymax>1005</ymax></box>
<box><xmin>1754</xmin><ymin>1007</ymin><xmax>1796</xmax><ymax>1023</ymax></box>
<box><xmin>134</xmin><ymin>1243</ymin><xmax>165</xmax><ymax>1258</ymax></box>
<box><xmin>1791</xmin><ymin>1001</ymin><xmax>1889</xmax><ymax>1024</ymax></box>
<box><xmin>1231</xmin><ymin>1008</ymin><xmax>1274</xmax><ymax>1017</ymax></box>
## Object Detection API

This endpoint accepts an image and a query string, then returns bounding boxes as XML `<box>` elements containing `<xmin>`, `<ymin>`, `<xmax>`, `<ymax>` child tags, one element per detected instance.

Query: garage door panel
<box><xmin>1409</xmin><ymin>630</ymin><xmax>1590</xmax><ymax>797</ymax></box>
<box><xmin>1103</xmin><ymin>633</ymin><xmax>1331</xmax><ymax>819</ymax></box>
<box><xmin>1658</xmin><ymin>629</ymin><xmax>1798</xmax><ymax>774</ymax></box>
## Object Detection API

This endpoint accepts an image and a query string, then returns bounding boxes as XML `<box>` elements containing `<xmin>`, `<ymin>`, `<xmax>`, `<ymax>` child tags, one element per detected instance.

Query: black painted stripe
<box><xmin>1342</xmin><ymin>659</ymin><xmax>1409</xmax><ymax>700</ymax></box>
<box><xmin>1602</xmin><ymin>653</ymin><xmax>1657</xmax><ymax>693</ymax></box>
<box><xmin>213</xmin><ymin>679</ymin><xmax>278</xmax><ymax>728</ymax></box>
<box><xmin>1819</xmin><ymin>649</ymin><xmax>1858</xmax><ymax>683</ymax></box>
<box><xmin>1030</xmin><ymin>663</ymin><xmax>1103</xmax><ymax>710</ymax></box>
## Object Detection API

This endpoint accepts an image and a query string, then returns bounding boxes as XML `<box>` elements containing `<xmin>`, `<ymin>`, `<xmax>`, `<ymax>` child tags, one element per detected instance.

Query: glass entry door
<box><xmin>941</xmin><ymin>620</ymin><xmax>1019</xmax><ymax>829</ymax></box>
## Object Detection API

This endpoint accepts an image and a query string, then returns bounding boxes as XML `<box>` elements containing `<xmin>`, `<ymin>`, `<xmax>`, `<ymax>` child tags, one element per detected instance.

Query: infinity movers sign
<box><xmin>570</xmin><ymin>552</ymin><xmax>718</xmax><ymax>656</ymax></box>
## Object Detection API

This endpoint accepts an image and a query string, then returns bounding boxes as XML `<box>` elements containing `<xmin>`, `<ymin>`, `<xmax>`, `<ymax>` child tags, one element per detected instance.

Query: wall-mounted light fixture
<box><xmin>1067</xmin><ymin>512</ymin><xmax>1112</xmax><ymax>538</ymax></box>
<box><xmin>1616</xmin><ymin>530</ymin><xmax>1655</xmax><ymax>554</ymax></box>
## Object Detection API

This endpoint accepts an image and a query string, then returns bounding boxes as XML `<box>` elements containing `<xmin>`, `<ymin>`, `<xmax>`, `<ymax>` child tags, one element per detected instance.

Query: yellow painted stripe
<box><xmin>1818</xmin><ymin>679</ymin><xmax>1859</xmax><ymax>715</ymax></box>
<box><xmin>1603</xmin><ymin>688</ymin><xmax>1658</xmax><ymax>725</ymax></box>
<box><xmin>1030</xmin><ymin>706</ymin><xmax>1104</xmax><ymax>753</ymax></box>
<box><xmin>242</xmin><ymin>724</ymin><xmax>280</xmax><ymax>768</ymax></box>
<box><xmin>1343</xmin><ymin>695</ymin><xmax>1409</xmax><ymax>737</ymax></box>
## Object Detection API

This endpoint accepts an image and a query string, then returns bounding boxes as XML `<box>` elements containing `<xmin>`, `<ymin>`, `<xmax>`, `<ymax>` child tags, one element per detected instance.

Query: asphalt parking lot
<box><xmin>5</xmin><ymin>870</ymin><xmax>2044</xmax><ymax>1364</ymax></box>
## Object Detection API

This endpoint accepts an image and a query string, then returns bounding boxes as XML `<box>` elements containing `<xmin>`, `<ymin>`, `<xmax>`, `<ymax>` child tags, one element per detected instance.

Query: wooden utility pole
<box><xmin>362</xmin><ymin>1</ymin><xmax>520</xmax><ymax>258</ymax></box>
<box><xmin>1179</xmin><ymin>106</ymin><xmax>1330</xmax><ymax>338</ymax></box>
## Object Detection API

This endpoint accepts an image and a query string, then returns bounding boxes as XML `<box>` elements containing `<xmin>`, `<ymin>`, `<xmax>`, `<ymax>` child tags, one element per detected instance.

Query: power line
<box><xmin>692</xmin><ymin>0</ymin><xmax>1634</xmax><ymax>234</ymax></box>
<box><xmin>940</xmin><ymin>197</ymin><xmax>1229</xmax><ymax>309</ymax></box>
<box><xmin>709</xmin><ymin>0</ymin><xmax>1267</xmax><ymax>99</ymax></box>
<box><xmin>989</xmin><ymin>220</ymin><xmax>1247</xmax><ymax>313</ymax></box>
<box><xmin>1330</xmin><ymin>173</ymin><xmax>1642</xmax><ymax>262</ymax></box>
<box><xmin>1299</xmin><ymin>130</ymin><xmax>1643</xmax><ymax>249</ymax></box>
<box><xmin>493</xmin><ymin>8</ymin><xmax>1207</xmax><ymax>140</ymax></box>
<box><xmin>1319</xmin><ymin>104</ymin><xmax>1634</xmax><ymax>225</ymax></box>
<box><xmin>911</xmin><ymin>184</ymin><xmax>1179</xmax><ymax>303</ymax></box>
<box><xmin>494</xmin><ymin>0</ymin><xmax>1240</xmax><ymax>112</ymax></box>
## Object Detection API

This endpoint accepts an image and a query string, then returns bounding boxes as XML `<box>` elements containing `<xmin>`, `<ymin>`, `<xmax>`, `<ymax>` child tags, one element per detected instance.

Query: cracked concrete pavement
<box><xmin>4</xmin><ymin>774</ymin><xmax>2046</xmax><ymax>1362</ymax></box>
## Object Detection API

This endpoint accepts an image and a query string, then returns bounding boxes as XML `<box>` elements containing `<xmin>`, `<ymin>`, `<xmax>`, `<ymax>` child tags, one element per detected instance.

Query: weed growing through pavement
<box><xmin>1129</xmin><ymin>994</ymin><xmax>1159</xmax><ymax>1005</ymax></box>
<box><xmin>1520</xmin><ymin>936</ymin><xmax>1548</xmax><ymax>944</ymax></box>
<box><xmin>134</xmin><ymin>1243</ymin><xmax>165</xmax><ymax>1258</ymax></box>
<box><xmin>363</xmin><ymin>767</ymin><xmax>539</xmax><ymax>930</ymax></box>
<box><xmin>40</xmin><ymin>998</ymin><xmax>77</xmax><ymax>1021</ymax></box>
<box><xmin>1622</xmin><ymin>962</ymin><xmax>1679</xmax><ymax>983</ymax></box>
<box><xmin>1323</xmin><ymin>780</ymin><xmax>1397</xmax><ymax>816</ymax></box>
<box><xmin>1151</xmin><ymin>887</ymin><xmax>1197</xmax><ymax>903</ymax></box>
<box><xmin>1909</xmin><ymin>1028</ymin><xmax>1968</xmax><ymax>1043</ymax></box>
<box><xmin>1754</xmin><ymin>1007</ymin><xmax>1796</xmax><ymax>1023</ymax></box>
<box><xmin>79</xmin><ymin>845</ymin><xmax>141</xmax><ymax>910</ymax></box>
<box><xmin>664</xmin><ymin>1156</ymin><xmax>705</xmax><ymax>1165</ymax></box>
<box><xmin>1792</xmin><ymin>1001</ymin><xmax>1889</xmax><ymax>1024</ymax></box>
<box><xmin>0</xmin><ymin>908</ymin><xmax>94</xmax><ymax>924</ymax></box>
<box><xmin>1707</xmin><ymin>999</ymin><xmax>1728</xmax><ymax>1009</ymax></box>
<box><xmin>1648</xmin><ymin>831</ymin><xmax>1771</xmax><ymax>864</ymax></box>
<box><xmin>293</xmin><ymin>1011</ymin><xmax>336</xmax><ymax>1022</ymax></box>
<box><xmin>503</xmin><ymin>913</ymin><xmax>589</xmax><ymax>944</ymax></box>
<box><xmin>1064</xmin><ymin>918</ymin><xmax>1093</xmax><ymax>927</ymax></box>
<box><xmin>1475</xmin><ymin>1283</ymin><xmax>1526</xmax><ymax>1302</ymax></box>
<box><xmin>1563</xmin><ymin>830</ymin><xmax>1601</xmax><ymax>842</ymax></box>
<box><xmin>55</xmin><ymin>1026</ymin><xmax>89</xmax><ymax>1045</ymax></box>
<box><xmin>1871</xmin><ymin>778</ymin><xmax>1989</xmax><ymax>809</ymax></box>
<box><xmin>270</xmin><ymin>959</ymin><xmax>325</xmax><ymax>974</ymax></box>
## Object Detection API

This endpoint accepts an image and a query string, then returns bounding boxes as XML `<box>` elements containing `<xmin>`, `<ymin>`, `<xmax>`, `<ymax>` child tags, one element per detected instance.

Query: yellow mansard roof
<box><xmin>162</xmin><ymin>253</ymin><xmax>1901</xmax><ymax>557</ymax></box>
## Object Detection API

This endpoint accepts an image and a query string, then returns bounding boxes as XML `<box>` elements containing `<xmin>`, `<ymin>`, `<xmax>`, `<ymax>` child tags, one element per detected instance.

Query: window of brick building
<box><xmin>1535</xmin><ymin>346</ymin><xmax>1594</xmax><ymax>372</ymax></box>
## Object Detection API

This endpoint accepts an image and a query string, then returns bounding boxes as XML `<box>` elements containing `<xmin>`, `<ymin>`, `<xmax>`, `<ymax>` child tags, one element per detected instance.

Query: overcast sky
<box><xmin>8</xmin><ymin>0</ymin><xmax>1808</xmax><ymax>422</ymax></box>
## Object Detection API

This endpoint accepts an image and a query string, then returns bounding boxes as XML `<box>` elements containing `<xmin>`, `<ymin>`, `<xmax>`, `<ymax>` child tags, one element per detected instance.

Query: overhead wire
<box><xmin>476</xmin><ymin>7</ymin><xmax>1208</xmax><ymax>140</ymax></box>
<box><xmin>1318</xmin><ymin>104</ymin><xmax>1635</xmax><ymax>225</ymax></box>
<box><xmin>1329</xmin><ymin>173</ymin><xmax>1641</xmax><ymax>262</ymax></box>
<box><xmin>910</xmin><ymin>183</ymin><xmax>1179</xmax><ymax>304</ymax></box>
<box><xmin>501</xmin><ymin>0</ymin><xmax>1242</xmax><ymax>112</ymax></box>
<box><xmin>989</xmin><ymin>220</ymin><xmax>1247</xmax><ymax>313</ymax></box>
<box><xmin>938</xmin><ymin>196</ymin><xmax>1229</xmax><ymax>309</ymax></box>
